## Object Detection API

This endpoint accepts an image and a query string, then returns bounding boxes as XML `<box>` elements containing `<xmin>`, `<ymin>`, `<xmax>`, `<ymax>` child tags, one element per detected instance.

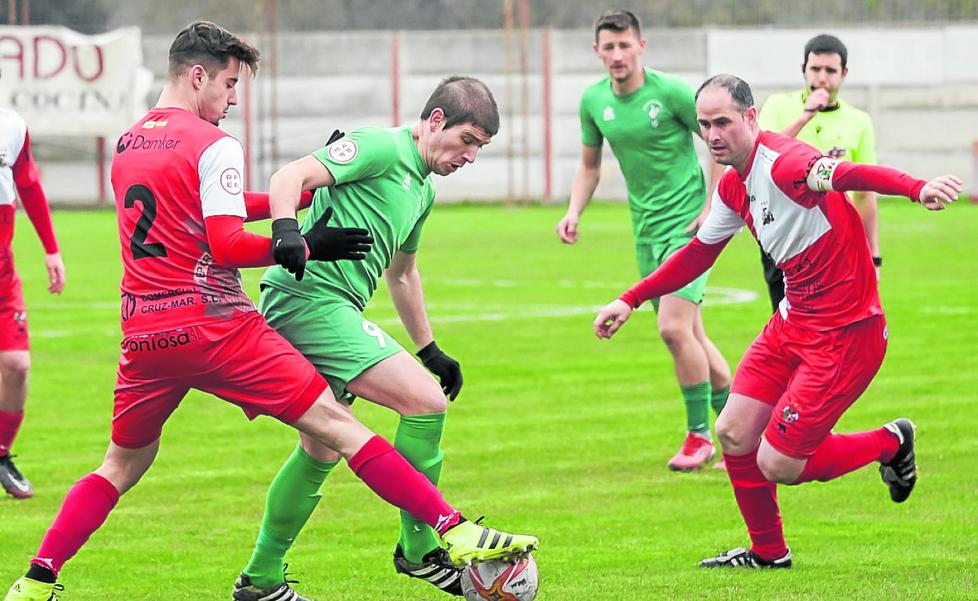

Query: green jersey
<box><xmin>579</xmin><ymin>67</ymin><xmax>706</xmax><ymax>242</ymax></box>
<box><xmin>261</xmin><ymin>126</ymin><xmax>435</xmax><ymax>310</ymax></box>
<box><xmin>758</xmin><ymin>89</ymin><xmax>876</xmax><ymax>164</ymax></box>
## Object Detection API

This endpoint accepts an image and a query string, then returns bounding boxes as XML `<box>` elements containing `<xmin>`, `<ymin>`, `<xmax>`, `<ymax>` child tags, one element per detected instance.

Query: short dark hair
<box><xmin>168</xmin><ymin>21</ymin><xmax>260</xmax><ymax>79</ymax></box>
<box><xmin>803</xmin><ymin>34</ymin><xmax>848</xmax><ymax>70</ymax></box>
<box><xmin>696</xmin><ymin>74</ymin><xmax>754</xmax><ymax>113</ymax></box>
<box><xmin>594</xmin><ymin>9</ymin><xmax>641</xmax><ymax>42</ymax></box>
<box><xmin>420</xmin><ymin>76</ymin><xmax>499</xmax><ymax>137</ymax></box>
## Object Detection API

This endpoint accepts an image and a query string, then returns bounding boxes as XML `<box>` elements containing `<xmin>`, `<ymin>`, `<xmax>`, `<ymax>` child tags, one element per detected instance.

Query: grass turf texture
<box><xmin>1</xmin><ymin>201</ymin><xmax>976</xmax><ymax>600</ymax></box>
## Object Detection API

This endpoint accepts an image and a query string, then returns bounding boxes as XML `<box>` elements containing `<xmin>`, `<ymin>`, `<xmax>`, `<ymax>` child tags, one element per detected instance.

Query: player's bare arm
<box><xmin>385</xmin><ymin>250</ymin><xmax>434</xmax><ymax>351</ymax></box>
<box><xmin>557</xmin><ymin>144</ymin><xmax>602</xmax><ymax>244</ymax></box>
<box><xmin>269</xmin><ymin>155</ymin><xmax>337</xmax><ymax>220</ymax></box>
<box><xmin>385</xmin><ymin>250</ymin><xmax>463</xmax><ymax>400</ymax></box>
<box><xmin>779</xmin><ymin>89</ymin><xmax>830</xmax><ymax>138</ymax></box>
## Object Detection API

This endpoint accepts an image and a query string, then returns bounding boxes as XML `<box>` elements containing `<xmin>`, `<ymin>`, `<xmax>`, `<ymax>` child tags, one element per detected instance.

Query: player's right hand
<box><xmin>594</xmin><ymin>299</ymin><xmax>633</xmax><ymax>339</ymax></box>
<box><xmin>45</xmin><ymin>252</ymin><xmax>66</xmax><ymax>294</ymax></box>
<box><xmin>303</xmin><ymin>207</ymin><xmax>373</xmax><ymax>262</ymax></box>
<box><xmin>556</xmin><ymin>212</ymin><xmax>580</xmax><ymax>244</ymax></box>
<box><xmin>917</xmin><ymin>175</ymin><xmax>962</xmax><ymax>211</ymax></box>
<box><xmin>271</xmin><ymin>217</ymin><xmax>308</xmax><ymax>281</ymax></box>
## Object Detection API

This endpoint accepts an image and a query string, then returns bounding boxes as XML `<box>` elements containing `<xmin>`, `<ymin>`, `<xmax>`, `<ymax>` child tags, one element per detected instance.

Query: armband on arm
<box><xmin>806</xmin><ymin>157</ymin><xmax>840</xmax><ymax>192</ymax></box>
<box><xmin>811</xmin><ymin>159</ymin><xmax>927</xmax><ymax>201</ymax></box>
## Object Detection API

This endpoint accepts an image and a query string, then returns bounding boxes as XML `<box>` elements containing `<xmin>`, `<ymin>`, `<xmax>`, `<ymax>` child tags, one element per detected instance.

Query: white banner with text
<box><xmin>0</xmin><ymin>26</ymin><xmax>152</xmax><ymax>137</ymax></box>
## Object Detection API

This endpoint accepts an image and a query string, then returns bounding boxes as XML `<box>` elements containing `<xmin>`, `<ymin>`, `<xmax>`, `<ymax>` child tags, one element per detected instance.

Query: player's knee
<box><xmin>0</xmin><ymin>353</ymin><xmax>31</xmax><ymax>383</ymax></box>
<box><xmin>658</xmin><ymin>322</ymin><xmax>693</xmax><ymax>350</ymax></box>
<box><xmin>405</xmin><ymin>392</ymin><xmax>447</xmax><ymax>416</ymax></box>
<box><xmin>711</xmin><ymin>367</ymin><xmax>732</xmax><ymax>390</ymax></box>
<box><xmin>392</xmin><ymin>378</ymin><xmax>448</xmax><ymax>416</ymax></box>
<box><xmin>756</xmin><ymin>455</ymin><xmax>796</xmax><ymax>484</ymax></box>
<box><xmin>715</xmin><ymin>416</ymin><xmax>746</xmax><ymax>453</ymax></box>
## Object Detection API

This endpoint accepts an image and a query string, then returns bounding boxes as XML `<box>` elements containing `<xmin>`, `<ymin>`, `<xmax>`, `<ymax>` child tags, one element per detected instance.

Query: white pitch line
<box><xmin>29</xmin><ymin>283</ymin><xmax>758</xmax><ymax>335</ymax></box>
<box><xmin>919</xmin><ymin>306</ymin><xmax>975</xmax><ymax>315</ymax></box>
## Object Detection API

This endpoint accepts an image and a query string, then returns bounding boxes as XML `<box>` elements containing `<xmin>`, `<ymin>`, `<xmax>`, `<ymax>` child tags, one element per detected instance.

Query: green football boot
<box><xmin>440</xmin><ymin>518</ymin><xmax>538</xmax><ymax>566</ymax></box>
<box><xmin>4</xmin><ymin>577</ymin><xmax>63</xmax><ymax>601</ymax></box>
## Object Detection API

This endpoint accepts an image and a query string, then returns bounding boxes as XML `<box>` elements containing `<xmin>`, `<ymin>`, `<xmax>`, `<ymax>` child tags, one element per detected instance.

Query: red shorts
<box><xmin>112</xmin><ymin>311</ymin><xmax>327</xmax><ymax>449</ymax></box>
<box><xmin>731</xmin><ymin>312</ymin><xmax>887</xmax><ymax>459</ymax></box>
<box><xmin>0</xmin><ymin>247</ymin><xmax>28</xmax><ymax>351</ymax></box>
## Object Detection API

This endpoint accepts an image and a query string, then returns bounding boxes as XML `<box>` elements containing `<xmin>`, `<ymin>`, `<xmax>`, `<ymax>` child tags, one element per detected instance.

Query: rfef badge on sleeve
<box><xmin>328</xmin><ymin>139</ymin><xmax>358</xmax><ymax>164</ymax></box>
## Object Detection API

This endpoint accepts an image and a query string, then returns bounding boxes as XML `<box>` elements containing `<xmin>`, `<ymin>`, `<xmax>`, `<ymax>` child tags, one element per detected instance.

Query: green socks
<box><xmin>712</xmin><ymin>385</ymin><xmax>730</xmax><ymax>416</ymax></box>
<box><xmin>394</xmin><ymin>412</ymin><xmax>447</xmax><ymax>563</ymax></box>
<box><xmin>244</xmin><ymin>444</ymin><xmax>338</xmax><ymax>589</ymax></box>
<box><xmin>681</xmin><ymin>381</ymin><xmax>712</xmax><ymax>434</ymax></box>
<box><xmin>243</xmin><ymin>412</ymin><xmax>447</xmax><ymax>584</ymax></box>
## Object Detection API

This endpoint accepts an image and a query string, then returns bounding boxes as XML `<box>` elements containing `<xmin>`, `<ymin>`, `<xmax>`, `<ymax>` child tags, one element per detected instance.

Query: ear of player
<box><xmin>271</xmin><ymin>207</ymin><xmax>374</xmax><ymax>281</ymax></box>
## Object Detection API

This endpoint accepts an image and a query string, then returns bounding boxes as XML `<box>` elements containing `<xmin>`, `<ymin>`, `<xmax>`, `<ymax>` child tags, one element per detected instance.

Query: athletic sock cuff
<box><xmin>82</xmin><ymin>473</ymin><xmax>121</xmax><ymax>504</ymax></box>
<box><xmin>347</xmin><ymin>435</ymin><xmax>394</xmax><ymax>475</ymax></box>
<box><xmin>295</xmin><ymin>443</ymin><xmax>340</xmax><ymax>473</ymax></box>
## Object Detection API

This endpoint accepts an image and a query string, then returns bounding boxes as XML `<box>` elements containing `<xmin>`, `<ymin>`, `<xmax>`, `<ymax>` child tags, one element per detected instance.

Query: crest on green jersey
<box><xmin>643</xmin><ymin>99</ymin><xmax>663</xmax><ymax>128</ymax></box>
<box><xmin>602</xmin><ymin>106</ymin><xmax>615</xmax><ymax>121</ymax></box>
<box><xmin>328</xmin><ymin>139</ymin><xmax>358</xmax><ymax>163</ymax></box>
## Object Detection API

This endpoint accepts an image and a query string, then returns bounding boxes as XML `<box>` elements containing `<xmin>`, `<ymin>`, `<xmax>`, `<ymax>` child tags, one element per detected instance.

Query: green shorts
<box><xmin>635</xmin><ymin>236</ymin><xmax>711</xmax><ymax>312</ymax></box>
<box><xmin>258</xmin><ymin>285</ymin><xmax>403</xmax><ymax>401</ymax></box>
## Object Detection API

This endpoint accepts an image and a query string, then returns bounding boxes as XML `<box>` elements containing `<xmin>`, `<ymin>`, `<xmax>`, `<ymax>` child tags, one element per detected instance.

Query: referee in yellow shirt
<box><xmin>758</xmin><ymin>34</ymin><xmax>881</xmax><ymax>311</ymax></box>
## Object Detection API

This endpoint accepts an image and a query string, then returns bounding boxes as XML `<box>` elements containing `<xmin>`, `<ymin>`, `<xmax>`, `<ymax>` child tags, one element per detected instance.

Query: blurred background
<box><xmin>2</xmin><ymin>0</ymin><xmax>977</xmax><ymax>204</ymax></box>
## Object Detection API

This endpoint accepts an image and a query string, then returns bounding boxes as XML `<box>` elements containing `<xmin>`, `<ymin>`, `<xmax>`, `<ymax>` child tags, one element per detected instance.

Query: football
<box><xmin>460</xmin><ymin>555</ymin><xmax>539</xmax><ymax>601</ymax></box>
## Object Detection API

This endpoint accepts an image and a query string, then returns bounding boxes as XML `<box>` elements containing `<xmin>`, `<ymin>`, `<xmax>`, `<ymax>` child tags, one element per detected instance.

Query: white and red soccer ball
<box><xmin>460</xmin><ymin>555</ymin><xmax>539</xmax><ymax>601</ymax></box>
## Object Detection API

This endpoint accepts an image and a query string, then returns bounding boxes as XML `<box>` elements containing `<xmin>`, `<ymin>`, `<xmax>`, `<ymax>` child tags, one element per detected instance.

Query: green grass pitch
<box><xmin>1</xmin><ymin>200</ymin><xmax>976</xmax><ymax>600</ymax></box>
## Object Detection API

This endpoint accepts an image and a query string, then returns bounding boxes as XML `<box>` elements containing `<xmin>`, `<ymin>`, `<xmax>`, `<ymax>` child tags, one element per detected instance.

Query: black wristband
<box><xmin>872</xmin><ymin>256</ymin><xmax>883</xmax><ymax>267</ymax></box>
<box><xmin>416</xmin><ymin>340</ymin><xmax>440</xmax><ymax>361</ymax></box>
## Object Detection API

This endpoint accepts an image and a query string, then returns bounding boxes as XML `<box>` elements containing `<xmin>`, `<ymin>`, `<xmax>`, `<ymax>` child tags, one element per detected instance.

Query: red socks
<box><xmin>0</xmin><ymin>410</ymin><xmax>24</xmax><ymax>455</ymax></box>
<box><xmin>796</xmin><ymin>428</ymin><xmax>899</xmax><ymax>483</ymax></box>
<box><xmin>348</xmin><ymin>435</ymin><xmax>461</xmax><ymax>535</ymax></box>
<box><xmin>32</xmin><ymin>473</ymin><xmax>120</xmax><ymax>576</ymax></box>
<box><xmin>724</xmin><ymin>450</ymin><xmax>788</xmax><ymax>561</ymax></box>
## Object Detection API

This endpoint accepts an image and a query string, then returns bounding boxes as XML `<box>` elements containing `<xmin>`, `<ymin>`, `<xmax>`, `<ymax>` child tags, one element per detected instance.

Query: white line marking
<box><xmin>28</xmin><ymin>283</ymin><xmax>757</xmax><ymax>334</ymax></box>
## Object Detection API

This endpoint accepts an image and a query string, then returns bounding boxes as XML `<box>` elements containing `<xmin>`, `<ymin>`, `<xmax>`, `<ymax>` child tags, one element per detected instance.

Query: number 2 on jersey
<box><xmin>124</xmin><ymin>185</ymin><xmax>168</xmax><ymax>260</ymax></box>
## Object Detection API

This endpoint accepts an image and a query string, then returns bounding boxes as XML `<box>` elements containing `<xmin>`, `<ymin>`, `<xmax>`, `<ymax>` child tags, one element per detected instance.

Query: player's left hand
<box><xmin>917</xmin><ymin>175</ymin><xmax>962</xmax><ymax>211</ymax></box>
<box><xmin>45</xmin><ymin>252</ymin><xmax>65</xmax><ymax>294</ymax></box>
<box><xmin>417</xmin><ymin>340</ymin><xmax>463</xmax><ymax>401</ymax></box>
<box><xmin>594</xmin><ymin>299</ymin><xmax>633</xmax><ymax>339</ymax></box>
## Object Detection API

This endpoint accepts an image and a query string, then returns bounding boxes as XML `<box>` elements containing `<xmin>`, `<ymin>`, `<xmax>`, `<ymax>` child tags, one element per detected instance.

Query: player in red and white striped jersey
<box><xmin>0</xmin><ymin>107</ymin><xmax>65</xmax><ymax>500</ymax></box>
<box><xmin>595</xmin><ymin>74</ymin><xmax>960</xmax><ymax>569</ymax></box>
<box><xmin>5</xmin><ymin>21</ymin><xmax>536</xmax><ymax>601</ymax></box>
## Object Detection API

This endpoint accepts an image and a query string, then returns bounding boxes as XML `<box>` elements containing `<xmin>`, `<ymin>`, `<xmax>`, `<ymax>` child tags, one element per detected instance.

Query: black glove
<box><xmin>325</xmin><ymin>129</ymin><xmax>345</xmax><ymax>146</ymax></box>
<box><xmin>417</xmin><ymin>340</ymin><xmax>463</xmax><ymax>401</ymax></box>
<box><xmin>271</xmin><ymin>217</ymin><xmax>307</xmax><ymax>281</ymax></box>
<box><xmin>303</xmin><ymin>207</ymin><xmax>373</xmax><ymax>262</ymax></box>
